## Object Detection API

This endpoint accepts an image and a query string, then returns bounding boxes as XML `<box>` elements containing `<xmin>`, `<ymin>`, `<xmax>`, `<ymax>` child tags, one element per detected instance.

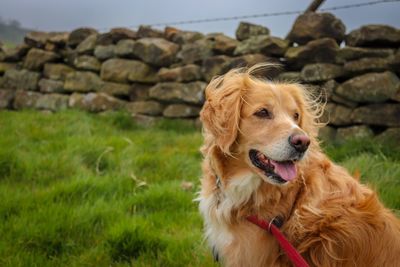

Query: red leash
<box><xmin>247</xmin><ymin>215</ymin><xmax>309</xmax><ymax>267</ymax></box>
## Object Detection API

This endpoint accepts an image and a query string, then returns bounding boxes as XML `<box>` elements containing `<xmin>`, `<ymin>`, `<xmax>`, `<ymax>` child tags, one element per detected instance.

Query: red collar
<box><xmin>247</xmin><ymin>215</ymin><xmax>309</xmax><ymax>267</ymax></box>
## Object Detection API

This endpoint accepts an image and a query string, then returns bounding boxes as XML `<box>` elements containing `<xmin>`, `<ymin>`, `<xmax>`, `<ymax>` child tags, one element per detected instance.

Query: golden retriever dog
<box><xmin>198</xmin><ymin>64</ymin><xmax>400</xmax><ymax>267</ymax></box>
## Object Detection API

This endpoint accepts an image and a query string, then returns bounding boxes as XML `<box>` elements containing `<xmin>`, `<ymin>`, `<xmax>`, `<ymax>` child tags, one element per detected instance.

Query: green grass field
<box><xmin>0</xmin><ymin>110</ymin><xmax>399</xmax><ymax>267</ymax></box>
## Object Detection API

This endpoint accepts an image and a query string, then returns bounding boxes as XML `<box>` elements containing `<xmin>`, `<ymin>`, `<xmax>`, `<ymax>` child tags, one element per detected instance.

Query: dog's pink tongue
<box><xmin>270</xmin><ymin>160</ymin><xmax>297</xmax><ymax>181</ymax></box>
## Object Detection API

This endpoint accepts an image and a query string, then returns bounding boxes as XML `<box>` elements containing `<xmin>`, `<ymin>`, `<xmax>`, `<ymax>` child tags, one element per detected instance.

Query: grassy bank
<box><xmin>0</xmin><ymin>110</ymin><xmax>398</xmax><ymax>266</ymax></box>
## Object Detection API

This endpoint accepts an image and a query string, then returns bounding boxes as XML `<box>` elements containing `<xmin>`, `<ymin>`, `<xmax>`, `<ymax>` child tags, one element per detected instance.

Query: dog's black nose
<box><xmin>289</xmin><ymin>134</ymin><xmax>310</xmax><ymax>153</ymax></box>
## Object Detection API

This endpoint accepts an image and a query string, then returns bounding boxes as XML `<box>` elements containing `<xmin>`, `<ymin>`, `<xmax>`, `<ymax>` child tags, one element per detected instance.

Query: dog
<box><xmin>198</xmin><ymin>64</ymin><xmax>400</xmax><ymax>267</ymax></box>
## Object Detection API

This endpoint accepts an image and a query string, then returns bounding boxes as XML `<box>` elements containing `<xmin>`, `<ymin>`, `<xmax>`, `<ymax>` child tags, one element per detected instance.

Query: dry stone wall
<box><xmin>0</xmin><ymin>12</ymin><xmax>399</xmax><ymax>141</ymax></box>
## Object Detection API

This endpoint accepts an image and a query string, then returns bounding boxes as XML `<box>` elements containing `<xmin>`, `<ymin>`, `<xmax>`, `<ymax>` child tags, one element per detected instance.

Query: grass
<box><xmin>0</xmin><ymin>110</ymin><xmax>398</xmax><ymax>266</ymax></box>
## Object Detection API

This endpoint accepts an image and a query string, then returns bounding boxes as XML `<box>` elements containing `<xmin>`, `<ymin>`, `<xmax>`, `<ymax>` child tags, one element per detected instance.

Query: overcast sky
<box><xmin>1</xmin><ymin>0</ymin><xmax>399</xmax><ymax>37</ymax></box>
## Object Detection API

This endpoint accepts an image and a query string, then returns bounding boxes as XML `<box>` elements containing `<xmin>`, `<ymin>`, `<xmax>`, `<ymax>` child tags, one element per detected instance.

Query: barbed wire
<box><xmin>98</xmin><ymin>0</ymin><xmax>400</xmax><ymax>31</ymax></box>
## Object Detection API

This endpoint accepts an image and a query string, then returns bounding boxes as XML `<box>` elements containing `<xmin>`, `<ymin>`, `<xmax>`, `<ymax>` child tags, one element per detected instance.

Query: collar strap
<box><xmin>247</xmin><ymin>215</ymin><xmax>309</xmax><ymax>267</ymax></box>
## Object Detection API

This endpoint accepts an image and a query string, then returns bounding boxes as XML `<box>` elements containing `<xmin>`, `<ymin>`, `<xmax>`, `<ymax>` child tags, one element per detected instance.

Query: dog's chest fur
<box><xmin>199</xmin><ymin>173</ymin><xmax>260</xmax><ymax>247</ymax></box>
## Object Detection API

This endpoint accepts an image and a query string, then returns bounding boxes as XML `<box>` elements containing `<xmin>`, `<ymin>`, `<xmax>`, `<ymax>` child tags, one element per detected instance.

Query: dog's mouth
<box><xmin>249</xmin><ymin>149</ymin><xmax>297</xmax><ymax>184</ymax></box>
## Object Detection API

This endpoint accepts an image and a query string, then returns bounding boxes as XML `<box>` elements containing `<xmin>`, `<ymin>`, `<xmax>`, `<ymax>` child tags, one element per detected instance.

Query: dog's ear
<box><xmin>200</xmin><ymin>74</ymin><xmax>243</xmax><ymax>155</ymax></box>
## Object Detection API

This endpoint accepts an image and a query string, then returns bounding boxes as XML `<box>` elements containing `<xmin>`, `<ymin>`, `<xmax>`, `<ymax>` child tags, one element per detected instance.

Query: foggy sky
<box><xmin>1</xmin><ymin>0</ymin><xmax>399</xmax><ymax>37</ymax></box>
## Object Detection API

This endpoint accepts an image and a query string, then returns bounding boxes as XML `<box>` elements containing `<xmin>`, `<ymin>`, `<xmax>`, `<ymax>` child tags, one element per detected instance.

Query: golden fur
<box><xmin>198</xmin><ymin>64</ymin><xmax>400</xmax><ymax>267</ymax></box>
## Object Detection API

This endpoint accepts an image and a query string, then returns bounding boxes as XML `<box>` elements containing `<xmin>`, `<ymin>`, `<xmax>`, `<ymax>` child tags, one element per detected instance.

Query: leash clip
<box><xmin>268</xmin><ymin>216</ymin><xmax>284</xmax><ymax>232</ymax></box>
<box><xmin>268</xmin><ymin>217</ymin><xmax>277</xmax><ymax>233</ymax></box>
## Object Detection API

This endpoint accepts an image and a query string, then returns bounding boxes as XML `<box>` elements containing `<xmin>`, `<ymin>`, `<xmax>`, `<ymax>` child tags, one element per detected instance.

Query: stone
<box><xmin>301</xmin><ymin>63</ymin><xmax>345</xmax><ymax>82</ymax></box>
<box><xmin>177</xmin><ymin>39</ymin><xmax>214</xmax><ymax>64</ymax></box>
<box><xmin>69</xmin><ymin>92</ymin><xmax>125</xmax><ymax>112</ymax></box>
<box><xmin>126</xmin><ymin>100</ymin><xmax>164</xmax><ymax>115</ymax></box>
<box><xmin>234</xmin><ymin>35</ymin><xmax>289</xmax><ymax>56</ymax></box>
<box><xmin>24</xmin><ymin>31</ymin><xmax>49</xmax><ymax>48</ymax></box>
<box><xmin>336</xmin><ymin>47</ymin><xmax>395</xmax><ymax>63</ymax></box>
<box><xmin>389</xmin><ymin>49</ymin><xmax>400</xmax><ymax>72</ymax></box>
<box><xmin>43</xmin><ymin>63</ymin><xmax>74</xmax><ymax>81</ymax></box>
<box><xmin>114</xmin><ymin>39</ymin><xmax>136</xmax><ymax>58</ymax></box>
<box><xmin>149</xmin><ymin>81</ymin><xmax>206</xmax><ymax>104</ymax></box>
<box><xmin>129</xmin><ymin>84</ymin><xmax>152</xmax><ymax>101</ymax></box>
<box><xmin>13</xmin><ymin>90</ymin><xmax>42</xmax><ymax>109</ymax></box>
<box><xmin>284</xmin><ymin>38</ymin><xmax>339</xmax><ymax>69</ymax></box>
<box><xmin>96</xmin><ymin>32</ymin><xmax>121</xmax><ymax>46</ymax></box>
<box><xmin>391</xmin><ymin>90</ymin><xmax>400</xmax><ymax>102</ymax></box>
<box><xmin>137</xmin><ymin>25</ymin><xmax>164</xmax><ymax>38</ymax></box>
<box><xmin>336</xmin><ymin>125</ymin><xmax>373</xmax><ymax>141</ymax></box>
<box><xmin>207</xmin><ymin>33</ymin><xmax>239</xmax><ymax>55</ymax></box>
<box><xmin>202</xmin><ymin>55</ymin><xmax>233</xmax><ymax>82</ymax></box>
<box><xmin>392</xmin><ymin>87</ymin><xmax>400</xmax><ymax>102</ymax></box>
<box><xmin>223</xmin><ymin>54</ymin><xmax>280</xmax><ymax>79</ymax></box>
<box><xmin>132</xmin><ymin>38</ymin><xmax>179</xmax><ymax>67</ymax></box>
<box><xmin>0</xmin><ymin>62</ymin><xmax>16</xmax><ymax>75</ymax></box>
<box><xmin>321</xmin><ymin>79</ymin><xmax>339</xmax><ymax>100</ymax></box>
<box><xmin>68</xmin><ymin>27</ymin><xmax>98</xmax><ymax>47</ymax></box>
<box><xmin>158</xmin><ymin>64</ymin><xmax>203</xmax><ymax>82</ymax></box>
<box><xmin>163</xmin><ymin>104</ymin><xmax>201</xmax><ymax>118</ymax></box>
<box><xmin>94</xmin><ymin>45</ymin><xmax>116</xmax><ymax>60</ymax></box>
<box><xmin>35</xmin><ymin>93</ymin><xmax>69</xmax><ymax>111</ymax></box>
<box><xmin>164</xmin><ymin>27</ymin><xmax>204</xmax><ymax>44</ymax></box>
<box><xmin>131</xmin><ymin>114</ymin><xmax>161</xmax><ymax>127</ymax></box>
<box><xmin>288</xmin><ymin>12</ymin><xmax>346</xmax><ymax>45</ymax></box>
<box><xmin>276</xmin><ymin>72</ymin><xmax>302</xmax><ymax>82</ymax></box>
<box><xmin>24</xmin><ymin>31</ymin><xmax>68</xmax><ymax>48</ymax></box>
<box><xmin>100</xmin><ymin>58</ymin><xmax>157</xmax><ymax>83</ymax></box>
<box><xmin>64</xmin><ymin>71</ymin><xmax>103</xmax><ymax>92</ymax></box>
<box><xmin>0</xmin><ymin>89</ymin><xmax>15</xmax><ymax>109</ymax></box>
<box><xmin>225</xmin><ymin>53</ymin><xmax>270</xmax><ymax>69</ymax></box>
<box><xmin>74</xmin><ymin>55</ymin><xmax>101</xmax><ymax>72</ymax></box>
<box><xmin>352</xmin><ymin>104</ymin><xmax>400</xmax><ymax>126</ymax></box>
<box><xmin>321</xmin><ymin>103</ymin><xmax>353</xmax><ymax>126</ymax></box>
<box><xmin>335</xmin><ymin>72</ymin><xmax>399</xmax><ymax>103</ymax></box>
<box><xmin>3</xmin><ymin>44</ymin><xmax>30</xmax><ymax>62</ymax></box>
<box><xmin>23</xmin><ymin>48</ymin><xmax>60</xmax><ymax>71</ymax></box>
<box><xmin>321</xmin><ymin>79</ymin><xmax>358</xmax><ymax>108</ymax></box>
<box><xmin>99</xmin><ymin>82</ymin><xmax>132</xmax><ymax>97</ymax></box>
<box><xmin>344</xmin><ymin>57</ymin><xmax>391</xmax><ymax>75</ymax></box>
<box><xmin>48</xmin><ymin>32</ymin><xmax>69</xmax><ymax>46</ymax></box>
<box><xmin>376</xmin><ymin>127</ymin><xmax>400</xmax><ymax>145</ymax></box>
<box><xmin>110</xmin><ymin>27</ymin><xmax>137</xmax><ymax>39</ymax></box>
<box><xmin>62</xmin><ymin>48</ymin><xmax>78</xmax><ymax>66</ymax></box>
<box><xmin>235</xmin><ymin>22</ymin><xmax>270</xmax><ymax>41</ymax></box>
<box><xmin>44</xmin><ymin>42</ymin><xmax>57</xmax><ymax>52</ymax></box>
<box><xmin>76</xmin><ymin>34</ymin><xmax>98</xmax><ymax>54</ymax></box>
<box><xmin>2</xmin><ymin>69</ymin><xmax>40</xmax><ymax>90</ymax></box>
<box><xmin>39</xmin><ymin>79</ymin><xmax>64</xmax><ymax>93</ymax></box>
<box><xmin>318</xmin><ymin>126</ymin><xmax>337</xmax><ymax>144</ymax></box>
<box><xmin>96</xmin><ymin>27</ymin><xmax>137</xmax><ymax>45</ymax></box>
<box><xmin>346</xmin><ymin>25</ymin><xmax>400</xmax><ymax>47</ymax></box>
<box><xmin>330</xmin><ymin>93</ymin><xmax>358</xmax><ymax>108</ymax></box>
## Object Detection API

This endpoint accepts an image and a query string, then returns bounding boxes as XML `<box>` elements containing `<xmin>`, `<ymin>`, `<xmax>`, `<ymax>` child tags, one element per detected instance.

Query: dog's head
<box><xmin>200</xmin><ymin>64</ymin><xmax>320</xmax><ymax>185</ymax></box>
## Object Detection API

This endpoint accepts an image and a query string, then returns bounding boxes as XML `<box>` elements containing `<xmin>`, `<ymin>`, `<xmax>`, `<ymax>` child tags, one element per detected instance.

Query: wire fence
<box><xmin>98</xmin><ymin>0</ymin><xmax>400</xmax><ymax>31</ymax></box>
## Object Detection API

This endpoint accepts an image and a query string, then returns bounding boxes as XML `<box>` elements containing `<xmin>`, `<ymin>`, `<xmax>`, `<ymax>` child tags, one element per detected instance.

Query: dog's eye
<box><xmin>294</xmin><ymin>112</ymin><xmax>300</xmax><ymax>121</ymax></box>
<box><xmin>254</xmin><ymin>108</ymin><xmax>272</xmax><ymax>119</ymax></box>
